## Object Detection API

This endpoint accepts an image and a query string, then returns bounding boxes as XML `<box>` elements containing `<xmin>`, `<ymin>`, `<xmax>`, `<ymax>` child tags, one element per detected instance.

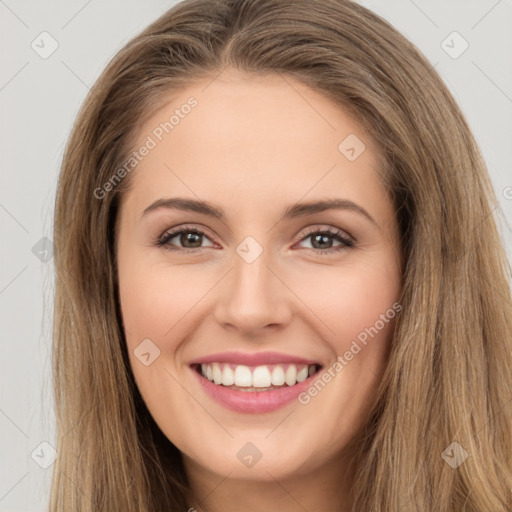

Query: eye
<box><xmin>295</xmin><ymin>227</ymin><xmax>354</xmax><ymax>255</ymax></box>
<box><xmin>156</xmin><ymin>225</ymin><xmax>215</xmax><ymax>251</ymax></box>
<box><xmin>156</xmin><ymin>224</ymin><xmax>355</xmax><ymax>255</ymax></box>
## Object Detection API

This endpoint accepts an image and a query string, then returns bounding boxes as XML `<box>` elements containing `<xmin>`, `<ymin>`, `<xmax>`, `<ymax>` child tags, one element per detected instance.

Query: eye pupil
<box><xmin>181</xmin><ymin>232</ymin><xmax>202</xmax><ymax>248</ymax></box>
<box><xmin>311</xmin><ymin>234</ymin><xmax>332</xmax><ymax>249</ymax></box>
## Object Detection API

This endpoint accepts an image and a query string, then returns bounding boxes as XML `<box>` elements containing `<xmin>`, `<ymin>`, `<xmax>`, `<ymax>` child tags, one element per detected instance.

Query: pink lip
<box><xmin>188</xmin><ymin>350</ymin><xmax>320</xmax><ymax>366</ymax></box>
<box><xmin>190</xmin><ymin>365</ymin><xmax>320</xmax><ymax>414</ymax></box>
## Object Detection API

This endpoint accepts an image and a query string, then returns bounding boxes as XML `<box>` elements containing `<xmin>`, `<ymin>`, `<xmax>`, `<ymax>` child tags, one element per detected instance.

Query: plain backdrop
<box><xmin>1</xmin><ymin>1</ymin><xmax>511</xmax><ymax>510</ymax></box>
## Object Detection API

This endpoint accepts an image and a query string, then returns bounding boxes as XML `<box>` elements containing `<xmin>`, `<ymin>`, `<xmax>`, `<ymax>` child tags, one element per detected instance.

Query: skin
<box><xmin>116</xmin><ymin>69</ymin><xmax>402</xmax><ymax>512</ymax></box>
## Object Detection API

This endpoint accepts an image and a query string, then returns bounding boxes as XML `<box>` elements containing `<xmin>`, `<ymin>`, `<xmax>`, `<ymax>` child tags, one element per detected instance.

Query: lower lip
<box><xmin>190</xmin><ymin>366</ymin><xmax>319</xmax><ymax>414</ymax></box>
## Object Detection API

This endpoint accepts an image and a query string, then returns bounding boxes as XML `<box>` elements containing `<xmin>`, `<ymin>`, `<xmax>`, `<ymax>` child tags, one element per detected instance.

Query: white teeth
<box><xmin>234</xmin><ymin>365</ymin><xmax>252</xmax><ymax>387</ymax></box>
<box><xmin>212</xmin><ymin>363</ymin><xmax>222</xmax><ymax>384</ymax></box>
<box><xmin>285</xmin><ymin>365</ymin><xmax>297</xmax><ymax>386</ymax></box>
<box><xmin>296</xmin><ymin>366</ymin><xmax>309</xmax><ymax>383</ymax></box>
<box><xmin>222</xmin><ymin>364</ymin><xmax>235</xmax><ymax>386</ymax></box>
<box><xmin>271</xmin><ymin>366</ymin><xmax>285</xmax><ymax>386</ymax></box>
<box><xmin>252</xmin><ymin>366</ymin><xmax>272</xmax><ymax>388</ymax></box>
<box><xmin>198</xmin><ymin>362</ymin><xmax>318</xmax><ymax>388</ymax></box>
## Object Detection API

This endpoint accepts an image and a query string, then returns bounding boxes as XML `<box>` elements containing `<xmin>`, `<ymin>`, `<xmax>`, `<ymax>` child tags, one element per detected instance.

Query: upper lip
<box><xmin>189</xmin><ymin>351</ymin><xmax>322</xmax><ymax>367</ymax></box>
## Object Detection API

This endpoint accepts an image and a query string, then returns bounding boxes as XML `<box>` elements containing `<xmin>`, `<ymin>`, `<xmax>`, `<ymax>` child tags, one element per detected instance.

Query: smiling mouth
<box><xmin>191</xmin><ymin>362</ymin><xmax>323</xmax><ymax>391</ymax></box>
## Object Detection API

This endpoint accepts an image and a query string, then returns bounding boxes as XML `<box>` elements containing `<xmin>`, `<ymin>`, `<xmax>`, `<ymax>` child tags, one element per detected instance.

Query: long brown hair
<box><xmin>51</xmin><ymin>0</ymin><xmax>512</xmax><ymax>510</ymax></box>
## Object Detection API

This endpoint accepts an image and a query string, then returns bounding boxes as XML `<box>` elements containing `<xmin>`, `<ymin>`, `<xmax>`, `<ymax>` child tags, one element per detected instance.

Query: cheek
<box><xmin>289</xmin><ymin>259</ymin><xmax>400</xmax><ymax>442</ymax></box>
<box><xmin>119</xmin><ymin>259</ymin><xmax>206</xmax><ymax>346</ymax></box>
<box><xmin>292</xmin><ymin>257</ymin><xmax>400</xmax><ymax>351</ymax></box>
<box><xmin>117</xmin><ymin>260</ymin><xmax>202</xmax><ymax>423</ymax></box>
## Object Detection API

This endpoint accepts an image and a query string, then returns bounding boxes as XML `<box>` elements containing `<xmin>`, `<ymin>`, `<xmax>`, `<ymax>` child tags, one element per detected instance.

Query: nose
<box><xmin>213</xmin><ymin>247</ymin><xmax>293</xmax><ymax>337</ymax></box>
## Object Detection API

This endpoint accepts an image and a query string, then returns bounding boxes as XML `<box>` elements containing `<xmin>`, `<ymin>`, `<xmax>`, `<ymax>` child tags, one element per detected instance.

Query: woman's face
<box><xmin>116</xmin><ymin>70</ymin><xmax>402</xmax><ymax>484</ymax></box>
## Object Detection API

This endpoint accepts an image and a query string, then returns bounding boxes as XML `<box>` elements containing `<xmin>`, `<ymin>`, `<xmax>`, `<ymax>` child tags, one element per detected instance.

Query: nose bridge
<box><xmin>213</xmin><ymin>240</ymin><xmax>291</xmax><ymax>333</ymax></box>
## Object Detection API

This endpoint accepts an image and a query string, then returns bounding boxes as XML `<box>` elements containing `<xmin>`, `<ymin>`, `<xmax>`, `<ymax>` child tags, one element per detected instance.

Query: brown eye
<box><xmin>297</xmin><ymin>228</ymin><xmax>354</xmax><ymax>255</ymax></box>
<box><xmin>157</xmin><ymin>226</ymin><xmax>215</xmax><ymax>251</ymax></box>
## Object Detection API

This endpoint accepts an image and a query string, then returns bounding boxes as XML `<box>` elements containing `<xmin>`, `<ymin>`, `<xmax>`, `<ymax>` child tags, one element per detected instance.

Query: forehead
<box><xmin>120</xmin><ymin>71</ymin><xmax>388</xmax><ymax>220</ymax></box>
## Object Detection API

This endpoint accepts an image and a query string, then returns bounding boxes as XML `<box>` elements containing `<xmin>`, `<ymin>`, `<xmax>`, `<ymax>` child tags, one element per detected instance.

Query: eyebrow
<box><xmin>141</xmin><ymin>197</ymin><xmax>378</xmax><ymax>227</ymax></box>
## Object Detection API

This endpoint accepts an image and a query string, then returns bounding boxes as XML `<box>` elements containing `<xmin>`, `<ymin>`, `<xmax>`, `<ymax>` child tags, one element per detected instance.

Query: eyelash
<box><xmin>156</xmin><ymin>224</ymin><xmax>355</xmax><ymax>255</ymax></box>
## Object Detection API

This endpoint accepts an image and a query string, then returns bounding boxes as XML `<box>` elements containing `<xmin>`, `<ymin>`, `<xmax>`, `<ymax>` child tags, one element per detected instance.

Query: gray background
<box><xmin>1</xmin><ymin>1</ymin><xmax>511</xmax><ymax>510</ymax></box>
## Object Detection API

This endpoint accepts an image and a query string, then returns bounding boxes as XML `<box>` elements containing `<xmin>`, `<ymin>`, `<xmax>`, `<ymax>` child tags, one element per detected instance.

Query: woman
<box><xmin>50</xmin><ymin>0</ymin><xmax>512</xmax><ymax>510</ymax></box>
